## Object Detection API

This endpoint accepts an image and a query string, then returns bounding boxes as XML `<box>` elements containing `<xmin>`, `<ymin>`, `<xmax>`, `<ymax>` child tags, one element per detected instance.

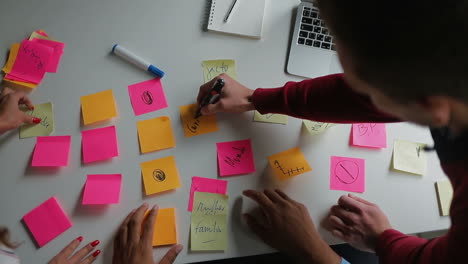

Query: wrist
<box><xmin>302</xmin><ymin>235</ymin><xmax>341</xmax><ymax>264</ymax></box>
<box><xmin>245</xmin><ymin>88</ymin><xmax>256</xmax><ymax>111</ymax></box>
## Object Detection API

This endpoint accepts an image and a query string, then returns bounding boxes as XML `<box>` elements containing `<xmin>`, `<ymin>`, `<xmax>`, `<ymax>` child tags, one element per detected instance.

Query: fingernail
<box><xmin>92</xmin><ymin>250</ymin><xmax>101</xmax><ymax>257</ymax></box>
<box><xmin>152</xmin><ymin>204</ymin><xmax>159</xmax><ymax>211</ymax></box>
<box><xmin>91</xmin><ymin>240</ymin><xmax>100</xmax><ymax>247</ymax></box>
<box><xmin>31</xmin><ymin>106</ymin><xmax>35</xmax><ymax>110</ymax></box>
<box><xmin>76</xmin><ymin>236</ymin><xmax>83</xmax><ymax>242</ymax></box>
<box><xmin>175</xmin><ymin>244</ymin><xmax>183</xmax><ymax>254</ymax></box>
<box><xmin>32</xmin><ymin>118</ymin><xmax>41</xmax><ymax>124</ymax></box>
<box><xmin>143</xmin><ymin>202</ymin><xmax>149</xmax><ymax>207</ymax></box>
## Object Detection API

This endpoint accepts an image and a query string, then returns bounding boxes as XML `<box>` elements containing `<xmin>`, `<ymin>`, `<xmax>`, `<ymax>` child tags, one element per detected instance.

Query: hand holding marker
<box><xmin>112</xmin><ymin>44</ymin><xmax>165</xmax><ymax>78</ymax></box>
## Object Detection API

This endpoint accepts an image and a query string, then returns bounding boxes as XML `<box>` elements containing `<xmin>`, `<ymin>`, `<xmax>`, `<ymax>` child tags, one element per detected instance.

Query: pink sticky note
<box><xmin>351</xmin><ymin>123</ymin><xmax>387</xmax><ymax>149</ymax></box>
<box><xmin>82</xmin><ymin>126</ymin><xmax>119</xmax><ymax>163</ymax></box>
<box><xmin>128</xmin><ymin>78</ymin><xmax>168</xmax><ymax>116</ymax></box>
<box><xmin>330</xmin><ymin>156</ymin><xmax>365</xmax><ymax>193</ymax></box>
<box><xmin>9</xmin><ymin>40</ymin><xmax>53</xmax><ymax>84</ymax></box>
<box><xmin>23</xmin><ymin>197</ymin><xmax>72</xmax><ymax>247</ymax></box>
<box><xmin>83</xmin><ymin>174</ymin><xmax>122</xmax><ymax>204</ymax></box>
<box><xmin>31</xmin><ymin>39</ymin><xmax>65</xmax><ymax>73</ymax></box>
<box><xmin>188</xmin><ymin>177</ymin><xmax>228</xmax><ymax>211</ymax></box>
<box><xmin>216</xmin><ymin>139</ymin><xmax>256</xmax><ymax>176</ymax></box>
<box><xmin>32</xmin><ymin>136</ymin><xmax>71</xmax><ymax>167</ymax></box>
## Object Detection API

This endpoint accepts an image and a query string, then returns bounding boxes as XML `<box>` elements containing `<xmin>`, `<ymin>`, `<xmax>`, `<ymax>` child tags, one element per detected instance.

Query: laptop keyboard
<box><xmin>298</xmin><ymin>6</ymin><xmax>335</xmax><ymax>51</ymax></box>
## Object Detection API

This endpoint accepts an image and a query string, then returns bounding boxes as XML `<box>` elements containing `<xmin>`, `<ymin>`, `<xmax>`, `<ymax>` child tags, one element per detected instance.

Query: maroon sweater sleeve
<box><xmin>252</xmin><ymin>74</ymin><xmax>401</xmax><ymax>123</ymax></box>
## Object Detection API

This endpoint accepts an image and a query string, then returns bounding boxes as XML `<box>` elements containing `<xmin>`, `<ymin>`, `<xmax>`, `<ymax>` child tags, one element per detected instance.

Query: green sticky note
<box><xmin>20</xmin><ymin>102</ymin><xmax>54</xmax><ymax>138</ymax></box>
<box><xmin>435</xmin><ymin>179</ymin><xmax>453</xmax><ymax>216</ymax></box>
<box><xmin>392</xmin><ymin>139</ymin><xmax>427</xmax><ymax>175</ymax></box>
<box><xmin>202</xmin><ymin>59</ymin><xmax>237</xmax><ymax>82</ymax></box>
<box><xmin>303</xmin><ymin>120</ymin><xmax>335</xmax><ymax>134</ymax></box>
<box><xmin>253</xmin><ymin>111</ymin><xmax>288</xmax><ymax>125</ymax></box>
<box><xmin>190</xmin><ymin>192</ymin><xmax>228</xmax><ymax>251</ymax></box>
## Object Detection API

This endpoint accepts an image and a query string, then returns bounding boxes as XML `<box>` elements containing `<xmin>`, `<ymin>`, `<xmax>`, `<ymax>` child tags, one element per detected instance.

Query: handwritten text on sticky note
<box><xmin>253</xmin><ymin>111</ymin><xmax>288</xmax><ymax>125</ymax></box>
<box><xmin>392</xmin><ymin>139</ymin><xmax>427</xmax><ymax>175</ymax></box>
<box><xmin>351</xmin><ymin>123</ymin><xmax>387</xmax><ymax>148</ymax></box>
<box><xmin>202</xmin><ymin>59</ymin><xmax>237</xmax><ymax>82</ymax></box>
<box><xmin>188</xmin><ymin>177</ymin><xmax>228</xmax><ymax>211</ymax></box>
<box><xmin>217</xmin><ymin>139</ymin><xmax>255</xmax><ymax>176</ymax></box>
<box><xmin>267</xmin><ymin>147</ymin><xmax>312</xmax><ymax>180</ymax></box>
<box><xmin>303</xmin><ymin>120</ymin><xmax>335</xmax><ymax>135</ymax></box>
<box><xmin>20</xmin><ymin>102</ymin><xmax>54</xmax><ymax>138</ymax></box>
<box><xmin>180</xmin><ymin>104</ymin><xmax>218</xmax><ymax>137</ymax></box>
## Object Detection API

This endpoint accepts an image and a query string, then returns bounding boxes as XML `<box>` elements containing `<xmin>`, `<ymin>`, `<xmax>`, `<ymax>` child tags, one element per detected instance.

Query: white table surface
<box><xmin>0</xmin><ymin>0</ymin><xmax>451</xmax><ymax>263</ymax></box>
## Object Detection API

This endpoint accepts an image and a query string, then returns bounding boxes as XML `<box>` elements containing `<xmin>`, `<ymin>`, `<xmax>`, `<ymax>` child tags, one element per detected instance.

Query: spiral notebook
<box><xmin>208</xmin><ymin>0</ymin><xmax>266</xmax><ymax>39</ymax></box>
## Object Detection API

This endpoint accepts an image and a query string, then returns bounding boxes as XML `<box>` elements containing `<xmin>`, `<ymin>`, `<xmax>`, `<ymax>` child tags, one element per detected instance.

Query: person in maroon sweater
<box><xmin>197</xmin><ymin>1</ymin><xmax>468</xmax><ymax>264</ymax></box>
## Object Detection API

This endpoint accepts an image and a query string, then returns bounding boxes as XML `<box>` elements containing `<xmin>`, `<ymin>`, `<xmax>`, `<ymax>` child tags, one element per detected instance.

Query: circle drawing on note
<box><xmin>334</xmin><ymin>160</ymin><xmax>359</xmax><ymax>184</ymax></box>
<box><xmin>153</xmin><ymin>169</ymin><xmax>166</xmax><ymax>182</ymax></box>
<box><xmin>141</xmin><ymin>90</ymin><xmax>154</xmax><ymax>105</ymax></box>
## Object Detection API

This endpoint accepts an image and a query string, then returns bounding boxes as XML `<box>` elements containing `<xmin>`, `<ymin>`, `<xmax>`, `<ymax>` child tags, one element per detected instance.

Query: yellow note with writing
<box><xmin>392</xmin><ymin>139</ymin><xmax>427</xmax><ymax>175</ymax></box>
<box><xmin>268</xmin><ymin>147</ymin><xmax>312</xmax><ymax>180</ymax></box>
<box><xmin>144</xmin><ymin>208</ymin><xmax>178</xmax><ymax>246</ymax></box>
<box><xmin>180</xmin><ymin>104</ymin><xmax>219</xmax><ymax>137</ymax></box>
<box><xmin>303</xmin><ymin>120</ymin><xmax>335</xmax><ymax>135</ymax></box>
<box><xmin>80</xmin><ymin>89</ymin><xmax>117</xmax><ymax>125</ymax></box>
<box><xmin>141</xmin><ymin>156</ymin><xmax>181</xmax><ymax>195</ymax></box>
<box><xmin>137</xmin><ymin>116</ymin><xmax>176</xmax><ymax>153</ymax></box>
<box><xmin>435</xmin><ymin>180</ymin><xmax>453</xmax><ymax>216</ymax></box>
<box><xmin>202</xmin><ymin>59</ymin><xmax>237</xmax><ymax>82</ymax></box>
<box><xmin>253</xmin><ymin>111</ymin><xmax>288</xmax><ymax>125</ymax></box>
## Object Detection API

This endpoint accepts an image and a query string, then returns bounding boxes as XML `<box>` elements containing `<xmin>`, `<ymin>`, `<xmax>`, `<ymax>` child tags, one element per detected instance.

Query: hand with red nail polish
<box><xmin>0</xmin><ymin>87</ymin><xmax>39</xmax><ymax>134</ymax></box>
<box><xmin>112</xmin><ymin>203</ymin><xmax>183</xmax><ymax>264</ymax></box>
<box><xmin>48</xmin><ymin>236</ymin><xmax>101</xmax><ymax>264</ymax></box>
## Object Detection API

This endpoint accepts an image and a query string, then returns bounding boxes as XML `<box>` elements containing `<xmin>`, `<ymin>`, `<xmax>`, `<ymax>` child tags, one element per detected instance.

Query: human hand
<box><xmin>197</xmin><ymin>73</ymin><xmax>255</xmax><ymax>115</ymax></box>
<box><xmin>112</xmin><ymin>203</ymin><xmax>183</xmax><ymax>264</ymax></box>
<box><xmin>0</xmin><ymin>87</ymin><xmax>40</xmax><ymax>133</ymax></box>
<box><xmin>326</xmin><ymin>194</ymin><xmax>392</xmax><ymax>252</ymax></box>
<box><xmin>48</xmin><ymin>236</ymin><xmax>101</xmax><ymax>264</ymax></box>
<box><xmin>243</xmin><ymin>189</ymin><xmax>341</xmax><ymax>264</ymax></box>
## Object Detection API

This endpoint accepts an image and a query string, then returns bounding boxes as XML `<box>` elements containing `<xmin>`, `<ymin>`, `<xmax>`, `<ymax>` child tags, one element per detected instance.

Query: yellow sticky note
<box><xmin>180</xmin><ymin>104</ymin><xmax>218</xmax><ymax>137</ymax></box>
<box><xmin>137</xmin><ymin>116</ymin><xmax>176</xmax><ymax>153</ymax></box>
<box><xmin>202</xmin><ymin>59</ymin><xmax>237</xmax><ymax>82</ymax></box>
<box><xmin>80</xmin><ymin>90</ymin><xmax>117</xmax><ymax>125</ymax></box>
<box><xmin>2</xmin><ymin>43</ymin><xmax>20</xmax><ymax>73</ymax></box>
<box><xmin>392</xmin><ymin>139</ymin><xmax>427</xmax><ymax>175</ymax></box>
<box><xmin>29</xmin><ymin>31</ymin><xmax>55</xmax><ymax>41</ymax></box>
<box><xmin>303</xmin><ymin>120</ymin><xmax>335</xmax><ymax>135</ymax></box>
<box><xmin>253</xmin><ymin>111</ymin><xmax>288</xmax><ymax>124</ymax></box>
<box><xmin>141</xmin><ymin>156</ymin><xmax>181</xmax><ymax>195</ymax></box>
<box><xmin>144</xmin><ymin>208</ymin><xmax>178</xmax><ymax>246</ymax></box>
<box><xmin>435</xmin><ymin>180</ymin><xmax>453</xmax><ymax>216</ymax></box>
<box><xmin>268</xmin><ymin>147</ymin><xmax>312</xmax><ymax>180</ymax></box>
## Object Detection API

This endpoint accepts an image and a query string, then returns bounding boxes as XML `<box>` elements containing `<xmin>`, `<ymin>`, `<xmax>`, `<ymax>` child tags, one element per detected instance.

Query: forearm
<box><xmin>301</xmin><ymin>235</ymin><xmax>341</xmax><ymax>264</ymax></box>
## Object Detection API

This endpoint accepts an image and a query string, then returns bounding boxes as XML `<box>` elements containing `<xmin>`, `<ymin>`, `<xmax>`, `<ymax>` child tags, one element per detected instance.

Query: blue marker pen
<box><xmin>112</xmin><ymin>44</ymin><xmax>165</xmax><ymax>78</ymax></box>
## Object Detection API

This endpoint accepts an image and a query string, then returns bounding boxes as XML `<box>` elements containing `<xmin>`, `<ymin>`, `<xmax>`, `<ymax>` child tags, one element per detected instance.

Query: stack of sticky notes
<box><xmin>2</xmin><ymin>30</ymin><xmax>65</xmax><ymax>89</ymax></box>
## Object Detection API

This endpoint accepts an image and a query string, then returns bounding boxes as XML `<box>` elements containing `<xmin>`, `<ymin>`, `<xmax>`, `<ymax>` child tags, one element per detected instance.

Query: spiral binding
<box><xmin>208</xmin><ymin>0</ymin><xmax>216</xmax><ymax>25</ymax></box>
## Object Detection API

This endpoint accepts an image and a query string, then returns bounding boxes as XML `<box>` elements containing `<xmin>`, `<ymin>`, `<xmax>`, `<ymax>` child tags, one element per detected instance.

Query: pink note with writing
<box><xmin>128</xmin><ymin>78</ymin><xmax>168</xmax><ymax>116</ymax></box>
<box><xmin>330</xmin><ymin>156</ymin><xmax>365</xmax><ymax>193</ymax></box>
<box><xmin>82</xmin><ymin>126</ymin><xmax>119</xmax><ymax>163</ymax></box>
<box><xmin>31</xmin><ymin>39</ymin><xmax>65</xmax><ymax>73</ymax></box>
<box><xmin>9</xmin><ymin>40</ymin><xmax>53</xmax><ymax>84</ymax></box>
<box><xmin>351</xmin><ymin>123</ymin><xmax>387</xmax><ymax>149</ymax></box>
<box><xmin>188</xmin><ymin>177</ymin><xmax>228</xmax><ymax>211</ymax></box>
<box><xmin>216</xmin><ymin>139</ymin><xmax>256</xmax><ymax>176</ymax></box>
<box><xmin>32</xmin><ymin>136</ymin><xmax>71</xmax><ymax>167</ymax></box>
<box><xmin>23</xmin><ymin>197</ymin><xmax>72</xmax><ymax>247</ymax></box>
<box><xmin>83</xmin><ymin>174</ymin><xmax>122</xmax><ymax>204</ymax></box>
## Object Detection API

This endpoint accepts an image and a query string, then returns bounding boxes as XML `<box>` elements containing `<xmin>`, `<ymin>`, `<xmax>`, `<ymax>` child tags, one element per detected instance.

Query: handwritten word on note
<box><xmin>82</xmin><ymin>174</ymin><xmax>122</xmax><ymax>204</ymax></box>
<box><xmin>217</xmin><ymin>139</ymin><xmax>256</xmax><ymax>176</ymax></box>
<box><xmin>141</xmin><ymin>156</ymin><xmax>181</xmax><ymax>195</ymax></box>
<box><xmin>303</xmin><ymin>120</ymin><xmax>335</xmax><ymax>135</ymax></box>
<box><xmin>30</xmin><ymin>38</ymin><xmax>65</xmax><ymax>73</ymax></box>
<box><xmin>188</xmin><ymin>177</ymin><xmax>228</xmax><ymax>211</ymax></box>
<box><xmin>253</xmin><ymin>111</ymin><xmax>288</xmax><ymax>125</ymax></box>
<box><xmin>268</xmin><ymin>147</ymin><xmax>312</xmax><ymax>180</ymax></box>
<box><xmin>81</xmin><ymin>126</ymin><xmax>119</xmax><ymax>163</ymax></box>
<box><xmin>330</xmin><ymin>156</ymin><xmax>365</xmax><ymax>193</ymax></box>
<box><xmin>191</xmin><ymin>192</ymin><xmax>228</xmax><ymax>251</ymax></box>
<box><xmin>20</xmin><ymin>102</ymin><xmax>54</xmax><ymax>138</ymax></box>
<box><xmin>180</xmin><ymin>104</ymin><xmax>219</xmax><ymax>137</ymax></box>
<box><xmin>435</xmin><ymin>179</ymin><xmax>453</xmax><ymax>216</ymax></box>
<box><xmin>392</xmin><ymin>139</ymin><xmax>427</xmax><ymax>175</ymax></box>
<box><xmin>32</xmin><ymin>136</ymin><xmax>71</xmax><ymax>167</ymax></box>
<box><xmin>8</xmin><ymin>40</ymin><xmax>53</xmax><ymax>84</ymax></box>
<box><xmin>351</xmin><ymin>123</ymin><xmax>387</xmax><ymax>148</ymax></box>
<box><xmin>128</xmin><ymin>78</ymin><xmax>168</xmax><ymax>116</ymax></box>
<box><xmin>202</xmin><ymin>59</ymin><xmax>237</xmax><ymax>82</ymax></box>
<box><xmin>150</xmin><ymin>208</ymin><xmax>178</xmax><ymax>246</ymax></box>
<box><xmin>80</xmin><ymin>89</ymin><xmax>117</xmax><ymax>125</ymax></box>
<box><xmin>23</xmin><ymin>197</ymin><xmax>72</xmax><ymax>247</ymax></box>
<box><xmin>137</xmin><ymin>116</ymin><xmax>176</xmax><ymax>153</ymax></box>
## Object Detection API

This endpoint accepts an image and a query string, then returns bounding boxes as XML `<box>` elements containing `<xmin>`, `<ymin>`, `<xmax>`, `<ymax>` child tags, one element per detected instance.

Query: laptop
<box><xmin>286</xmin><ymin>0</ymin><xmax>343</xmax><ymax>78</ymax></box>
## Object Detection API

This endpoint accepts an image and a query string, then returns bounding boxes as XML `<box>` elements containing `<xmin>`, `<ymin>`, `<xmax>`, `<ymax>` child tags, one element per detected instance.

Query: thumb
<box><xmin>200</xmin><ymin>102</ymin><xmax>222</xmax><ymax>115</ymax></box>
<box><xmin>159</xmin><ymin>244</ymin><xmax>183</xmax><ymax>264</ymax></box>
<box><xmin>22</xmin><ymin>113</ymin><xmax>41</xmax><ymax>125</ymax></box>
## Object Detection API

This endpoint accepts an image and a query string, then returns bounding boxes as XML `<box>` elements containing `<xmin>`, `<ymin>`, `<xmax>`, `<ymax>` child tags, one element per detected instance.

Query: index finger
<box><xmin>197</xmin><ymin>77</ymin><xmax>217</xmax><ymax>104</ymax></box>
<box><xmin>243</xmin><ymin>190</ymin><xmax>275</xmax><ymax>209</ymax></box>
<box><xmin>127</xmin><ymin>203</ymin><xmax>149</xmax><ymax>243</ymax></box>
<box><xmin>337</xmin><ymin>195</ymin><xmax>364</xmax><ymax>213</ymax></box>
<box><xmin>55</xmin><ymin>237</ymin><xmax>82</xmax><ymax>259</ymax></box>
<box><xmin>141</xmin><ymin>205</ymin><xmax>159</xmax><ymax>245</ymax></box>
<box><xmin>18</xmin><ymin>94</ymin><xmax>34</xmax><ymax>110</ymax></box>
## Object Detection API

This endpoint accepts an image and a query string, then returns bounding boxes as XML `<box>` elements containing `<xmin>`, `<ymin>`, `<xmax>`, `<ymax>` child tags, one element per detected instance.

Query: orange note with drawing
<box><xmin>179</xmin><ymin>104</ymin><xmax>219</xmax><ymax>137</ymax></box>
<box><xmin>267</xmin><ymin>147</ymin><xmax>312</xmax><ymax>180</ymax></box>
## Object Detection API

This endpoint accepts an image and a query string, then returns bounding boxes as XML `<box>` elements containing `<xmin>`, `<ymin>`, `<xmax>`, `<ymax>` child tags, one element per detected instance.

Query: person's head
<box><xmin>317</xmin><ymin>0</ymin><xmax>468</xmax><ymax>130</ymax></box>
<box><xmin>0</xmin><ymin>227</ymin><xmax>18</xmax><ymax>249</ymax></box>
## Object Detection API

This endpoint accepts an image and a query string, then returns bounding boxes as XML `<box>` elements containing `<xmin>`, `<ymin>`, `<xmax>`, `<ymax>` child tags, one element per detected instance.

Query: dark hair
<box><xmin>0</xmin><ymin>227</ymin><xmax>18</xmax><ymax>249</ymax></box>
<box><xmin>317</xmin><ymin>0</ymin><xmax>468</xmax><ymax>102</ymax></box>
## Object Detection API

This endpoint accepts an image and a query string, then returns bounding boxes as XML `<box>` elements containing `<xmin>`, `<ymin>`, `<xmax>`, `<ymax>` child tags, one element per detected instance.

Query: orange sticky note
<box><xmin>179</xmin><ymin>104</ymin><xmax>218</xmax><ymax>137</ymax></box>
<box><xmin>137</xmin><ymin>116</ymin><xmax>176</xmax><ymax>153</ymax></box>
<box><xmin>267</xmin><ymin>147</ymin><xmax>312</xmax><ymax>180</ymax></box>
<box><xmin>3</xmin><ymin>79</ymin><xmax>37</xmax><ymax>89</ymax></box>
<box><xmin>2</xmin><ymin>43</ymin><xmax>20</xmax><ymax>73</ymax></box>
<box><xmin>141</xmin><ymin>156</ymin><xmax>181</xmax><ymax>195</ymax></box>
<box><xmin>80</xmin><ymin>90</ymin><xmax>117</xmax><ymax>125</ymax></box>
<box><xmin>144</xmin><ymin>208</ymin><xmax>177</xmax><ymax>246</ymax></box>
